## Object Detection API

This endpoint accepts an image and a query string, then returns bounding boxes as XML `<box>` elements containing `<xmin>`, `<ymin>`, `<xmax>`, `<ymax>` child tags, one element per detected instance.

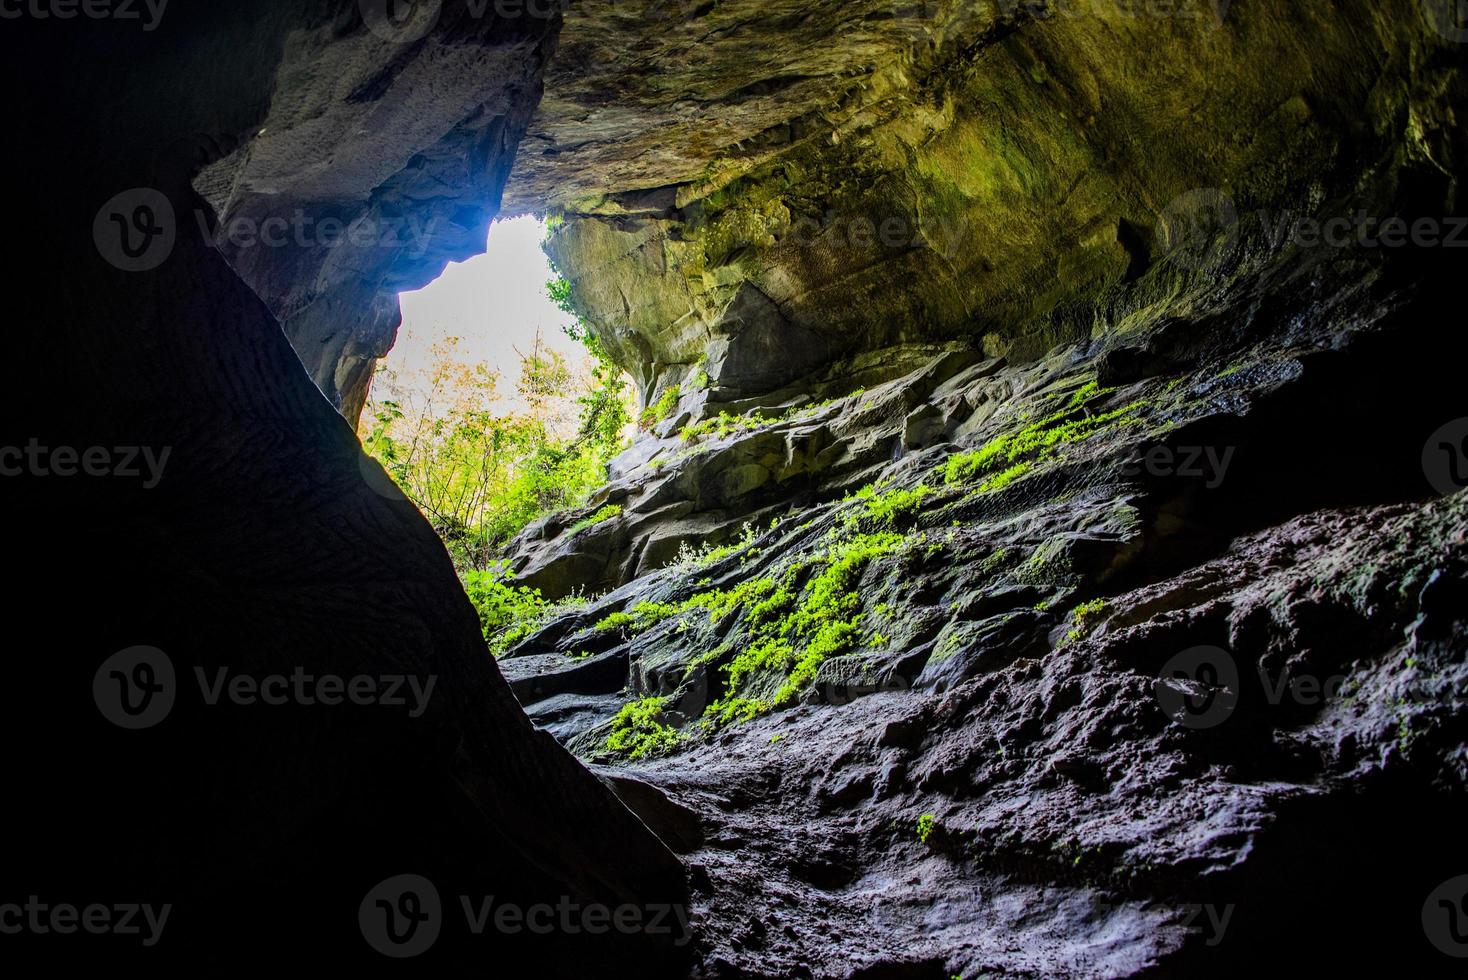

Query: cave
<box><xmin>7</xmin><ymin>1</ymin><xmax>1468</xmax><ymax>975</ymax></box>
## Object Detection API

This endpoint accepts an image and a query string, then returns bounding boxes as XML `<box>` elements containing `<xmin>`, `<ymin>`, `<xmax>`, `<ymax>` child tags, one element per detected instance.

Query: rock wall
<box><xmin>7</xmin><ymin>3</ymin><xmax>687</xmax><ymax>971</ymax></box>
<box><xmin>529</xmin><ymin>0</ymin><xmax>1458</xmax><ymax>411</ymax></box>
<box><xmin>501</xmin><ymin>236</ymin><xmax>1468</xmax><ymax>976</ymax></box>
<box><xmin>484</xmin><ymin>3</ymin><xmax>1468</xmax><ymax>975</ymax></box>
<box><xmin>10</xmin><ymin>0</ymin><xmax>1466</xmax><ymax>974</ymax></box>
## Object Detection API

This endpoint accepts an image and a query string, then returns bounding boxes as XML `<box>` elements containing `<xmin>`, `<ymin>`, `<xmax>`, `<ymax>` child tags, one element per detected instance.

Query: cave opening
<box><xmin>15</xmin><ymin>1</ymin><xmax>1468</xmax><ymax>973</ymax></box>
<box><xmin>359</xmin><ymin>212</ymin><xmax>636</xmax><ymax>578</ymax></box>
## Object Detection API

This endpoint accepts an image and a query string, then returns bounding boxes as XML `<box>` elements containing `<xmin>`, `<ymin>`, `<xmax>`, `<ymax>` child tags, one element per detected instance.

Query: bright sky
<box><xmin>384</xmin><ymin>215</ymin><xmax>583</xmax><ymax>392</ymax></box>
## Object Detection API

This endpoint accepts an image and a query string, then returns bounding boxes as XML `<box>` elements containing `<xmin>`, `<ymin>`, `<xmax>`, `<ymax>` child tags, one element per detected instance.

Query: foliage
<box><xmin>676</xmin><ymin>390</ymin><xmax>862</xmax><ymax>443</ymax></box>
<box><xmin>359</xmin><ymin>277</ymin><xmax>633</xmax><ymax>573</ymax></box>
<box><xmin>570</xmin><ymin>503</ymin><xmax>623</xmax><ymax>534</ymax></box>
<box><xmin>916</xmin><ymin>814</ymin><xmax>937</xmax><ymax>844</ymax></box>
<box><xmin>605</xmin><ymin>696</ymin><xmax>682</xmax><ymax>759</ymax></box>
<box><xmin>942</xmin><ymin>396</ymin><xmax>1143</xmax><ymax>489</ymax></box>
<box><xmin>640</xmin><ymin>385</ymin><xmax>682</xmax><ymax>431</ymax></box>
<box><xmin>1064</xmin><ymin>598</ymin><xmax>1108</xmax><ymax>643</ymax></box>
<box><xmin>460</xmin><ymin>562</ymin><xmax>589</xmax><ymax>656</ymax></box>
<box><xmin>670</xmin><ymin>521</ymin><xmax>760</xmax><ymax>570</ymax></box>
<box><xmin>857</xmin><ymin>482</ymin><xmax>932</xmax><ymax>524</ymax></box>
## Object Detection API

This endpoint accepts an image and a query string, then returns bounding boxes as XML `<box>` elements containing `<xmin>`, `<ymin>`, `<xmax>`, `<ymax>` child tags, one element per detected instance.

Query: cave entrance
<box><xmin>357</xmin><ymin>215</ymin><xmax>634</xmax><ymax>577</ymax></box>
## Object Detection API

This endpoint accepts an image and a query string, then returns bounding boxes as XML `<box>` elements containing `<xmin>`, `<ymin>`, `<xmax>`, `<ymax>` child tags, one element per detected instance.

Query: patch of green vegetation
<box><xmin>703</xmin><ymin>530</ymin><xmax>909</xmax><ymax>721</ymax></box>
<box><xmin>569</xmin><ymin>503</ymin><xmax>622</xmax><ymax>533</ymax></box>
<box><xmin>916</xmin><ymin>813</ymin><xmax>937</xmax><ymax>845</ymax></box>
<box><xmin>978</xmin><ymin>547</ymin><xmax>1010</xmax><ymax>575</ymax></box>
<box><xmin>594</xmin><ymin>600</ymin><xmax>681</xmax><ymax>635</ymax></box>
<box><xmin>671</xmin><ymin>521</ymin><xmax>759</xmax><ymax>569</ymax></box>
<box><xmin>942</xmin><ymin>397</ymin><xmax>1144</xmax><ymax>489</ymax></box>
<box><xmin>1217</xmin><ymin>361</ymin><xmax>1249</xmax><ymax>379</ymax></box>
<box><xmin>976</xmin><ymin>461</ymin><xmax>1032</xmax><ymax>493</ymax></box>
<box><xmin>1068</xmin><ymin>380</ymin><xmax>1118</xmax><ymax>407</ymax></box>
<box><xmin>605</xmin><ymin>696</ymin><xmax>681</xmax><ymax>759</ymax></box>
<box><xmin>677</xmin><ymin>389</ymin><xmax>865</xmax><ymax>443</ymax></box>
<box><xmin>1065</xmin><ymin>598</ymin><xmax>1108</xmax><ymax>643</ymax></box>
<box><xmin>462</xmin><ymin>564</ymin><xmax>590</xmax><ymax>656</ymax></box>
<box><xmin>857</xmin><ymin>482</ymin><xmax>933</xmax><ymax>524</ymax></box>
<box><xmin>1016</xmin><ymin>537</ymin><xmax>1075</xmax><ymax>587</ymax></box>
<box><xmin>639</xmin><ymin>384</ymin><xmax>682</xmax><ymax>430</ymax></box>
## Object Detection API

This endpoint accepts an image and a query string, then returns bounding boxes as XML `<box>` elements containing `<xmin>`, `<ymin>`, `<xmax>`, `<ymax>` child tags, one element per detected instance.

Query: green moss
<box><xmin>569</xmin><ymin>503</ymin><xmax>623</xmax><ymax>533</ymax></box>
<box><xmin>1064</xmin><ymin>598</ymin><xmax>1108</xmax><ymax>643</ymax></box>
<box><xmin>639</xmin><ymin>385</ymin><xmax>681</xmax><ymax>430</ymax></box>
<box><xmin>857</xmin><ymin>482</ymin><xmax>933</xmax><ymax>523</ymax></box>
<box><xmin>678</xmin><ymin>389</ymin><xmax>862</xmax><ymax>443</ymax></box>
<box><xmin>976</xmin><ymin>461</ymin><xmax>1032</xmax><ymax>493</ymax></box>
<box><xmin>917</xmin><ymin>813</ymin><xmax>937</xmax><ymax>845</ymax></box>
<box><xmin>698</xmin><ymin>530</ymin><xmax>910</xmax><ymax>725</ymax></box>
<box><xmin>462</xmin><ymin>566</ymin><xmax>590</xmax><ymax>656</ymax></box>
<box><xmin>605</xmin><ymin>696</ymin><xmax>681</xmax><ymax>759</ymax></box>
<box><xmin>943</xmin><ymin>398</ymin><xmax>1144</xmax><ymax>488</ymax></box>
<box><xmin>594</xmin><ymin>600</ymin><xmax>680</xmax><ymax>635</ymax></box>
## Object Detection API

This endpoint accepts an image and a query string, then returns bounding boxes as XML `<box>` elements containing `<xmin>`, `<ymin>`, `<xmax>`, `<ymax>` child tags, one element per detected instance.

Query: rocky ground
<box><xmin>498</xmin><ymin>250</ymin><xmax>1468</xmax><ymax>976</ymax></box>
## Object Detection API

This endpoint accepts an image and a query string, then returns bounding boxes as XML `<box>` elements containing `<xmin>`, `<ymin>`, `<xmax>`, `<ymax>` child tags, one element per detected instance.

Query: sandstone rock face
<box><xmin>12</xmin><ymin>0</ymin><xmax>1468</xmax><ymax>975</ymax></box>
<box><xmin>498</xmin><ymin>234</ymin><xmax>1468</xmax><ymax>973</ymax></box>
<box><xmin>195</xmin><ymin>4</ymin><xmax>559</xmax><ymax>421</ymax></box>
<box><xmin>10</xmin><ymin>5</ymin><xmax>687</xmax><ymax>971</ymax></box>
<box><xmin>526</xmin><ymin>0</ymin><xmax>1460</xmax><ymax>411</ymax></box>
